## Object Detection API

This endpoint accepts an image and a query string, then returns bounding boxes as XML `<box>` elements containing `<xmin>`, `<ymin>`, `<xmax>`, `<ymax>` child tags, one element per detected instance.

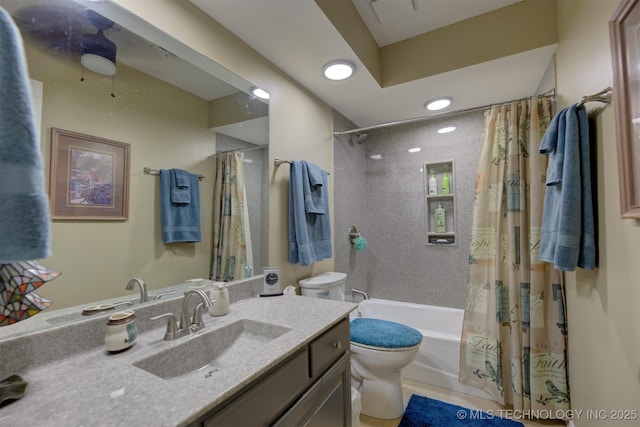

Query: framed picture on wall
<box><xmin>610</xmin><ymin>0</ymin><xmax>640</xmax><ymax>218</ymax></box>
<box><xmin>49</xmin><ymin>128</ymin><xmax>130</xmax><ymax>220</ymax></box>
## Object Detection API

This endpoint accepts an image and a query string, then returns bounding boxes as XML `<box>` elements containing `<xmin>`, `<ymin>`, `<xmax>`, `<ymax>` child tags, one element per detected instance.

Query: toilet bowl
<box><xmin>299</xmin><ymin>273</ymin><xmax>422</xmax><ymax>420</ymax></box>
<box><xmin>350</xmin><ymin>317</ymin><xmax>422</xmax><ymax>420</ymax></box>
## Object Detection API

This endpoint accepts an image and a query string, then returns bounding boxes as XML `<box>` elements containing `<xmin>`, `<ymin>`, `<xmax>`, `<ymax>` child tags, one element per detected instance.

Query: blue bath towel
<box><xmin>170</xmin><ymin>168</ymin><xmax>190</xmax><ymax>204</ymax></box>
<box><xmin>0</xmin><ymin>8</ymin><xmax>51</xmax><ymax>262</ymax></box>
<box><xmin>288</xmin><ymin>161</ymin><xmax>332</xmax><ymax>266</ymax></box>
<box><xmin>539</xmin><ymin>105</ymin><xmax>596</xmax><ymax>270</ymax></box>
<box><xmin>302</xmin><ymin>161</ymin><xmax>327</xmax><ymax>214</ymax></box>
<box><xmin>160</xmin><ymin>169</ymin><xmax>201</xmax><ymax>243</ymax></box>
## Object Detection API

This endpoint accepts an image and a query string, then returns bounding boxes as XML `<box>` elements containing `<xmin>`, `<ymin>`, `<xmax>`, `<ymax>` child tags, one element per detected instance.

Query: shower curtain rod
<box><xmin>216</xmin><ymin>145</ymin><xmax>268</xmax><ymax>154</ymax></box>
<box><xmin>333</xmin><ymin>88</ymin><xmax>557</xmax><ymax>136</ymax></box>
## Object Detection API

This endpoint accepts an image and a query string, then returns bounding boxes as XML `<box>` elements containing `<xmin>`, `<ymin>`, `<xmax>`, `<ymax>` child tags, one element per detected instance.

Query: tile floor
<box><xmin>358</xmin><ymin>379</ymin><xmax>567</xmax><ymax>427</ymax></box>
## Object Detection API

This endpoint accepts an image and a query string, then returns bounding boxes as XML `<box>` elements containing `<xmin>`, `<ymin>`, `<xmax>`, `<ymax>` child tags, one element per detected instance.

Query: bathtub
<box><xmin>352</xmin><ymin>298</ymin><xmax>489</xmax><ymax>399</ymax></box>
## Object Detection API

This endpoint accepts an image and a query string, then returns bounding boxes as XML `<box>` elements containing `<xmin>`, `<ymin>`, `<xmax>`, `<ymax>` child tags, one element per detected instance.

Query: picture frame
<box><xmin>610</xmin><ymin>0</ymin><xmax>640</xmax><ymax>218</ymax></box>
<box><xmin>49</xmin><ymin>128</ymin><xmax>130</xmax><ymax>220</ymax></box>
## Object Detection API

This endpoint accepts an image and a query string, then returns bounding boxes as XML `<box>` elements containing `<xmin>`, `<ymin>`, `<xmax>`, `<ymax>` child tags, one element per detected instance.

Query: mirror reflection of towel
<box><xmin>160</xmin><ymin>169</ymin><xmax>201</xmax><ymax>243</ymax></box>
<box><xmin>170</xmin><ymin>169</ymin><xmax>191</xmax><ymax>204</ymax></box>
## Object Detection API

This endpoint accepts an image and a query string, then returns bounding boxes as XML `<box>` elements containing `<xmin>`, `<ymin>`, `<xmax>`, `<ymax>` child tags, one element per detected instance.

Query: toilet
<box><xmin>298</xmin><ymin>272</ymin><xmax>347</xmax><ymax>300</ymax></box>
<box><xmin>299</xmin><ymin>272</ymin><xmax>423</xmax><ymax>420</ymax></box>
<box><xmin>349</xmin><ymin>318</ymin><xmax>422</xmax><ymax>419</ymax></box>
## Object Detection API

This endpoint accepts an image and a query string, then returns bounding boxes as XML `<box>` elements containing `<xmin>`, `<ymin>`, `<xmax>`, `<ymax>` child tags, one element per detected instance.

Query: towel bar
<box><xmin>143</xmin><ymin>167</ymin><xmax>204</xmax><ymax>180</ymax></box>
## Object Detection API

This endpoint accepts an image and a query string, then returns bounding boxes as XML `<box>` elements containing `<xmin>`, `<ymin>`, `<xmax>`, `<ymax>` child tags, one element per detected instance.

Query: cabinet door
<box><xmin>274</xmin><ymin>353</ymin><xmax>351</xmax><ymax>427</ymax></box>
<box><xmin>204</xmin><ymin>350</ymin><xmax>309</xmax><ymax>427</ymax></box>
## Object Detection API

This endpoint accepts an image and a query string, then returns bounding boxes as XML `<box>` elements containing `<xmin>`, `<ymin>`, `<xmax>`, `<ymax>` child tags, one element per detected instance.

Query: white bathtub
<box><xmin>352</xmin><ymin>298</ymin><xmax>489</xmax><ymax>399</ymax></box>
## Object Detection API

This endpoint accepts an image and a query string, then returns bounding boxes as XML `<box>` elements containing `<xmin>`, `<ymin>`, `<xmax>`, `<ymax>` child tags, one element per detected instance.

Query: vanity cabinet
<box><xmin>424</xmin><ymin>160</ymin><xmax>457</xmax><ymax>246</ymax></box>
<box><xmin>192</xmin><ymin>318</ymin><xmax>351</xmax><ymax>427</ymax></box>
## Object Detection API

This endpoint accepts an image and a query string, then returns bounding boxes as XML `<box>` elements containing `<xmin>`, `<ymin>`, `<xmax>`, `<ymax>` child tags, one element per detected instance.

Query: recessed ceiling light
<box><xmin>370</xmin><ymin>154</ymin><xmax>382</xmax><ymax>160</ymax></box>
<box><xmin>425</xmin><ymin>96</ymin><xmax>452</xmax><ymax>111</ymax></box>
<box><xmin>437</xmin><ymin>126</ymin><xmax>456</xmax><ymax>134</ymax></box>
<box><xmin>408</xmin><ymin>147</ymin><xmax>421</xmax><ymax>153</ymax></box>
<box><xmin>251</xmin><ymin>87</ymin><xmax>270</xmax><ymax>100</ymax></box>
<box><xmin>322</xmin><ymin>60</ymin><xmax>355</xmax><ymax>80</ymax></box>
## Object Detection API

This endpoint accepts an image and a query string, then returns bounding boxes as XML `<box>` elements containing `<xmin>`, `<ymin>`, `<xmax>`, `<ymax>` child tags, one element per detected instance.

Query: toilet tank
<box><xmin>299</xmin><ymin>272</ymin><xmax>347</xmax><ymax>301</ymax></box>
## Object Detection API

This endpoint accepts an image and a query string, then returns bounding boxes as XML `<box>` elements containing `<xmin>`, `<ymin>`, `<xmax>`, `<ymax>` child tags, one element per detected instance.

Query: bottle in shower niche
<box><xmin>435</xmin><ymin>202</ymin><xmax>446</xmax><ymax>233</ymax></box>
<box><xmin>428</xmin><ymin>172</ymin><xmax>438</xmax><ymax>195</ymax></box>
<box><xmin>441</xmin><ymin>173</ymin><xmax>450</xmax><ymax>195</ymax></box>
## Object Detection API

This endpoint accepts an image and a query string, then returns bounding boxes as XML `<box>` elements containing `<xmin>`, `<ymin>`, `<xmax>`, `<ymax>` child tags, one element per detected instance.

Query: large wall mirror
<box><xmin>0</xmin><ymin>0</ymin><xmax>269</xmax><ymax>333</ymax></box>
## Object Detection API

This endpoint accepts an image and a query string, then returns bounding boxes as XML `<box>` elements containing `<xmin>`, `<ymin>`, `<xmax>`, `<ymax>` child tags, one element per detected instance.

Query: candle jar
<box><xmin>105</xmin><ymin>310</ymin><xmax>137</xmax><ymax>353</ymax></box>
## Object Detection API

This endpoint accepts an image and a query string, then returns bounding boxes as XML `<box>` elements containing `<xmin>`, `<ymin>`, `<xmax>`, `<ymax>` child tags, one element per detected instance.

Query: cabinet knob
<box><xmin>333</xmin><ymin>341</ymin><xmax>343</xmax><ymax>351</ymax></box>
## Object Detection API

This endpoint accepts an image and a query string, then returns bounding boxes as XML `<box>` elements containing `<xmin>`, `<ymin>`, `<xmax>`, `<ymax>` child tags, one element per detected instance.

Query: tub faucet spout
<box><xmin>352</xmin><ymin>288</ymin><xmax>369</xmax><ymax>301</ymax></box>
<box><xmin>125</xmin><ymin>277</ymin><xmax>148</xmax><ymax>303</ymax></box>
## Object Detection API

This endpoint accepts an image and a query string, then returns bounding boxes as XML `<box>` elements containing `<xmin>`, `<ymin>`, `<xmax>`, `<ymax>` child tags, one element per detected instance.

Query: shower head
<box><xmin>352</xmin><ymin>132</ymin><xmax>368</xmax><ymax>144</ymax></box>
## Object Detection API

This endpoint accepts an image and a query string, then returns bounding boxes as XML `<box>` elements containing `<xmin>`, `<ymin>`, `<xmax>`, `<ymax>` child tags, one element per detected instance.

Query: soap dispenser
<box><xmin>209</xmin><ymin>282</ymin><xmax>229</xmax><ymax>316</ymax></box>
<box><xmin>428</xmin><ymin>172</ymin><xmax>438</xmax><ymax>195</ymax></box>
<box><xmin>441</xmin><ymin>173</ymin><xmax>450</xmax><ymax>195</ymax></box>
<box><xmin>435</xmin><ymin>202</ymin><xmax>446</xmax><ymax>233</ymax></box>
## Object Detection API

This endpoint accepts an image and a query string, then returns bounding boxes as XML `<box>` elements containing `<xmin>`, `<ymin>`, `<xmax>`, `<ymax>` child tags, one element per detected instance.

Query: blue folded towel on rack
<box><xmin>170</xmin><ymin>169</ymin><xmax>191</xmax><ymax>204</ymax></box>
<box><xmin>302</xmin><ymin>161</ymin><xmax>327</xmax><ymax>214</ymax></box>
<box><xmin>539</xmin><ymin>105</ymin><xmax>596</xmax><ymax>271</ymax></box>
<box><xmin>160</xmin><ymin>169</ymin><xmax>201</xmax><ymax>243</ymax></box>
<box><xmin>288</xmin><ymin>161</ymin><xmax>332</xmax><ymax>266</ymax></box>
<box><xmin>0</xmin><ymin>8</ymin><xmax>51</xmax><ymax>262</ymax></box>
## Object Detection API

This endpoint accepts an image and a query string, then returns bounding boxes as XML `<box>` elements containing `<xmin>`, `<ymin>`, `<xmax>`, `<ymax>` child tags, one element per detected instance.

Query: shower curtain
<box><xmin>459</xmin><ymin>97</ymin><xmax>571</xmax><ymax>415</ymax></box>
<box><xmin>210</xmin><ymin>151</ymin><xmax>253</xmax><ymax>281</ymax></box>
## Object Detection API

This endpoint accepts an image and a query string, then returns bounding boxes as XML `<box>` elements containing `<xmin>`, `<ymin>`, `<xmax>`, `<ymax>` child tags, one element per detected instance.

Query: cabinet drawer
<box><xmin>309</xmin><ymin>318</ymin><xmax>349</xmax><ymax>378</ymax></box>
<box><xmin>204</xmin><ymin>349</ymin><xmax>309</xmax><ymax>427</ymax></box>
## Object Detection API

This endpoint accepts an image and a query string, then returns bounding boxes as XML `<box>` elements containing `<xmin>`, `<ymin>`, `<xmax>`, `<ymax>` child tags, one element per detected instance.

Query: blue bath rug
<box><xmin>398</xmin><ymin>394</ymin><xmax>524</xmax><ymax>427</ymax></box>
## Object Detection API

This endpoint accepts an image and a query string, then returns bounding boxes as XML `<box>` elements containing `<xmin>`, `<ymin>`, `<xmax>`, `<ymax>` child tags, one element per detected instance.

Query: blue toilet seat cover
<box><xmin>350</xmin><ymin>318</ymin><xmax>423</xmax><ymax>349</ymax></box>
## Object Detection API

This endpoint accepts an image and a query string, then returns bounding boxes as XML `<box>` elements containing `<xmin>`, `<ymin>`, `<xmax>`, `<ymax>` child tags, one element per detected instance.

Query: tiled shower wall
<box><xmin>334</xmin><ymin>110</ymin><xmax>484</xmax><ymax>308</ymax></box>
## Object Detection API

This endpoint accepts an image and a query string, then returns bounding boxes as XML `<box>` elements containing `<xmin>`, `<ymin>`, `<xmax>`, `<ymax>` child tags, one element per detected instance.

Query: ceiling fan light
<box><xmin>322</xmin><ymin>60</ymin><xmax>355</xmax><ymax>80</ymax></box>
<box><xmin>81</xmin><ymin>32</ymin><xmax>116</xmax><ymax>76</ymax></box>
<box><xmin>81</xmin><ymin>53</ymin><xmax>116</xmax><ymax>76</ymax></box>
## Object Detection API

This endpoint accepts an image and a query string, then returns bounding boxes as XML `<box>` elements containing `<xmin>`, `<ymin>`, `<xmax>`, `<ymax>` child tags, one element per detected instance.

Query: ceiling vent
<box><xmin>370</xmin><ymin>0</ymin><xmax>420</xmax><ymax>23</ymax></box>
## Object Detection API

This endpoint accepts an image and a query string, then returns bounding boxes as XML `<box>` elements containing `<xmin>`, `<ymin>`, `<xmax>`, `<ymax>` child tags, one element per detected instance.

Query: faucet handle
<box><xmin>154</xmin><ymin>290</ymin><xmax>176</xmax><ymax>300</ymax></box>
<box><xmin>150</xmin><ymin>313</ymin><xmax>178</xmax><ymax>341</ymax></box>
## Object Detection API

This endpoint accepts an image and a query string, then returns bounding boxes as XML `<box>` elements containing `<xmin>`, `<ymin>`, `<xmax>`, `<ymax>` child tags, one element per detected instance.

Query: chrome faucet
<box><xmin>179</xmin><ymin>289</ymin><xmax>213</xmax><ymax>332</ymax></box>
<box><xmin>151</xmin><ymin>289</ymin><xmax>214</xmax><ymax>341</ymax></box>
<box><xmin>125</xmin><ymin>277</ymin><xmax>148</xmax><ymax>303</ymax></box>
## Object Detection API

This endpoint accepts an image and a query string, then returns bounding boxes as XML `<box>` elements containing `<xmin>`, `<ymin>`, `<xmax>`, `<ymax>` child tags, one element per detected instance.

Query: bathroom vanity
<box><xmin>0</xmin><ymin>294</ymin><xmax>356</xmax><ymax>426</ymax></box>
<box><xmin>195</xmin><ymin>318</ymin><xmax>350</xmax><ymax>426</ymax></box>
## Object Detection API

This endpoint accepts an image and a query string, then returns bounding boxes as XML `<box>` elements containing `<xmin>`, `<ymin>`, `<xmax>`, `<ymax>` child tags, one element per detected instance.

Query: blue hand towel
<box><xmin>0</xmin><ymin>8</ymin><xmax>51</xmax><ymax>262</ymax></box>
<box><xmin>288</xmin><ymin>161</ymin><xmax>332</xmax><ymax>266</ymax></box>
<box><xmin>301</xmin><ymin>161</ymin><xmax>327</xmax><ymax>214</ymax></box>
<box><xmin>160</xmin><ymin>169</ymin><xmax>201</xmax><ymax>243</ymax></box>
<box><xmin>539</xmin><ymin>105</ymin><xmax>596</xmax><ymax>271</ymax></box>
<box><xmin>170</xmin><ymin>168</ymin><xmax>191</xmax><ymax>204</ymax></box>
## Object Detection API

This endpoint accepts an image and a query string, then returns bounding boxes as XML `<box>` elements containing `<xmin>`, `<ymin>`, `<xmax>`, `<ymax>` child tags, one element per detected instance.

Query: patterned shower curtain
<box><xmin>210</xmin><ymin>151</ymin><xmax>253</xmax><ymax>281</ymax></box>
<box><xmin>459</xmin><ymin>97</ymin><xmax>571</xmax><ymax>416</ymax></box>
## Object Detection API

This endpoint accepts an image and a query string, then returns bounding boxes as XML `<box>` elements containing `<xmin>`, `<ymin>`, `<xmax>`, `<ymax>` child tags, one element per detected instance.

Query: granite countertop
<box><xmin>0</xmin><ymin>296</ymin><xmax>356</xmax><ymax>426</ymax></box>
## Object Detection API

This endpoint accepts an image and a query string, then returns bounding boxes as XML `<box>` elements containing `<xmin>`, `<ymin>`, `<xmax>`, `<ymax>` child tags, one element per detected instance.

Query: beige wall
<box><xmin>29</xmin><ymin>40</ymin><xmax>218</xmax><ymax>309</ymax></box>
<box><xmin>111</xmin><ymin>0</ymin><xmax>336</xmax><ymax>289</ymax></box>
<box><xmin>556</xmin><ymin>1</ymin><xmax>640</xmax><ymax>424</ymax></box>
